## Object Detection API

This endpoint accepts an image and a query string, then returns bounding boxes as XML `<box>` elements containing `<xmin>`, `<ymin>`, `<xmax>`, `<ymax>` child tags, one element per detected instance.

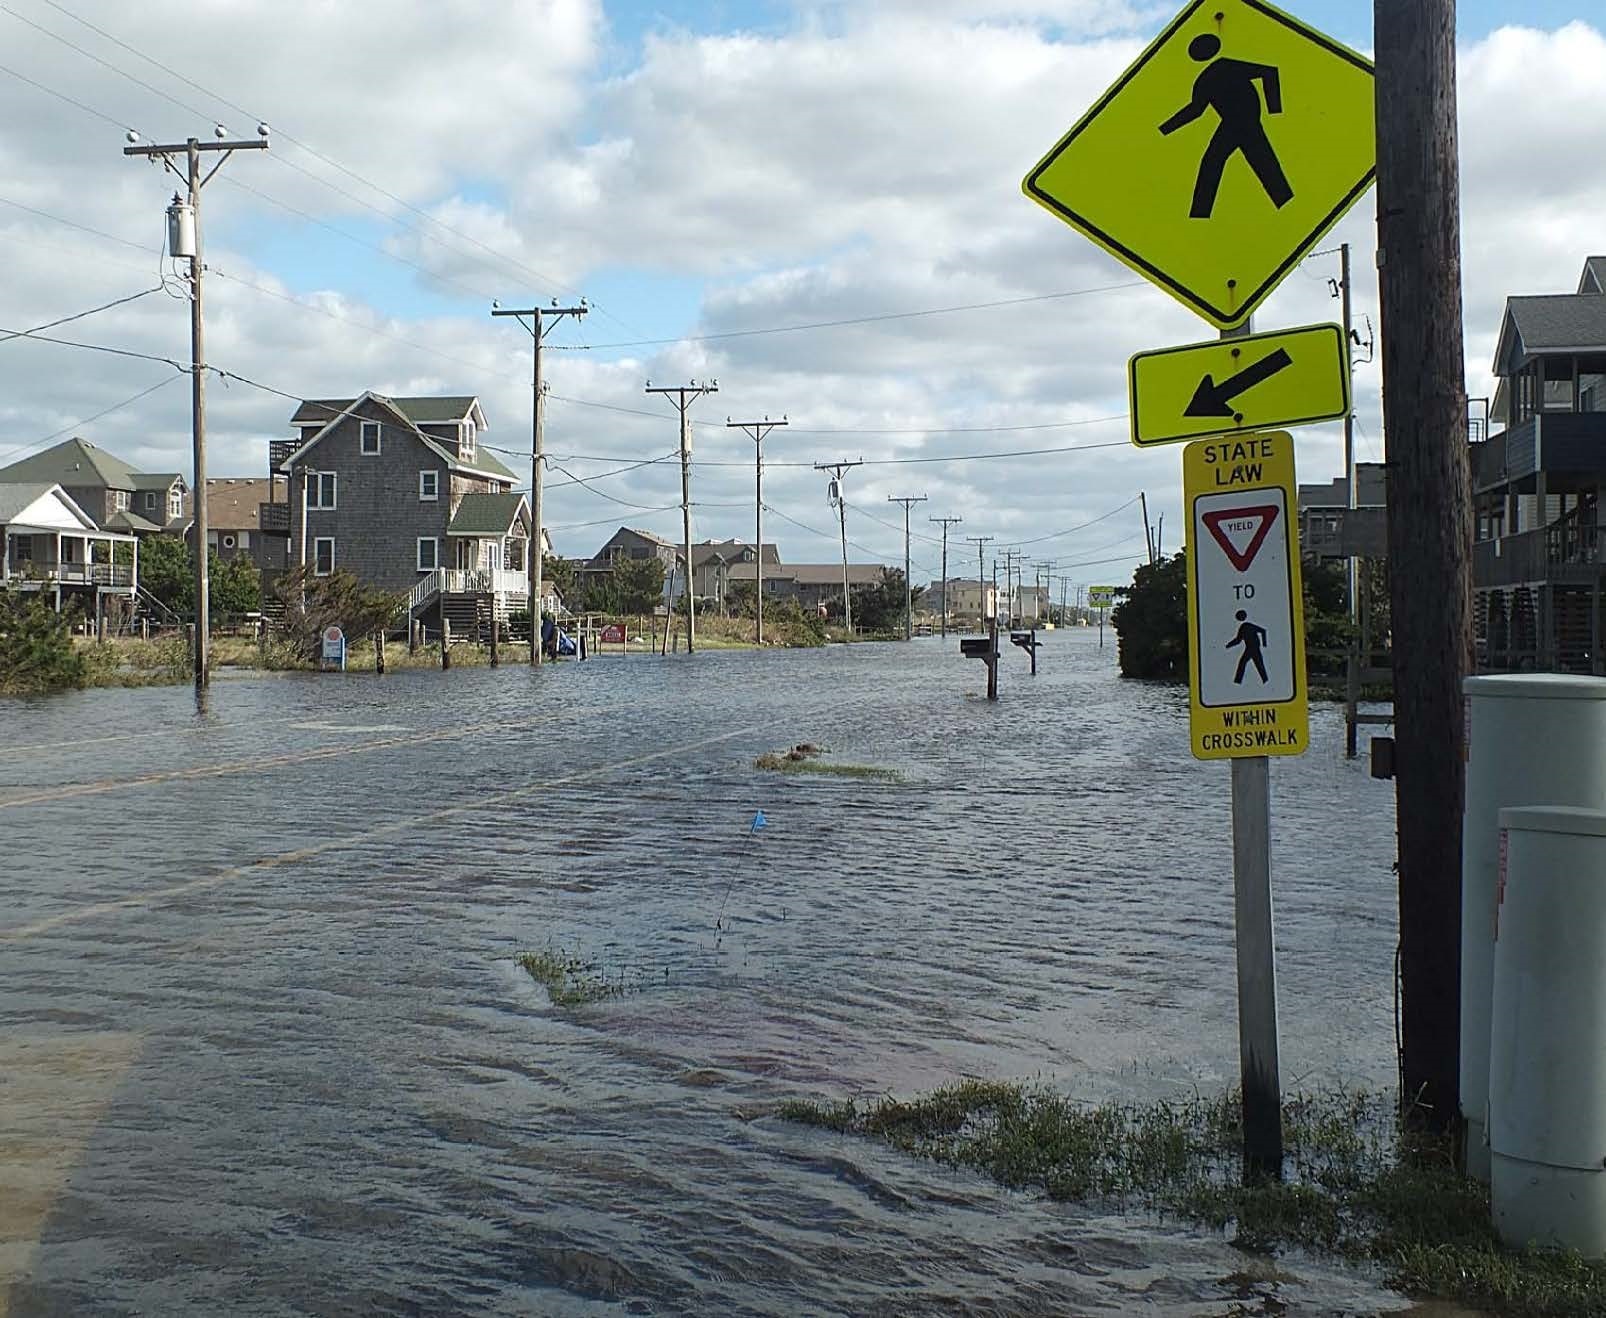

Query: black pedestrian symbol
<box><xmin>1159</xmin><ymin>33</ymin><xmax>1294</xmax><ymax>220</ymax></box>
<box><xmin>1226</xmin><ymin>609</ymin><xmax>1269</xmax><ymax>684</ymax></box>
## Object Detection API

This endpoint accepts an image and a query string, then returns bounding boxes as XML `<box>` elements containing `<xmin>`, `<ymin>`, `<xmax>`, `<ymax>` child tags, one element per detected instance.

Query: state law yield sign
<box><xmin>1128</xmin><ymin>322</ymin><xmax>1349</xmax><ymax>447</ymax></box>
<box><xmin>1184</xmin><ymin>431</ymin><xmax>1308</xmax><ymax>760</ymax></box>
<box><xmin>1022</xmin><ymin>0</ymin><xmax>1374</xmax><ymax>329</ymax></box>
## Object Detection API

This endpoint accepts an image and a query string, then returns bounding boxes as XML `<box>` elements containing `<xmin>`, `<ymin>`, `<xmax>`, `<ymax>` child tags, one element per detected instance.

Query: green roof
<box><xmin>448</xmin><ymin>492</ymin><xmax>527</xmax><ymax>536</ymax></box>
<box><xmin>130</xmin><ymin>471</ymin><xmax>181</xmax><ymax>491</ymax></box>
<box><xmin>0</xmin><ymin>436</ymin><xmax>139</xmax><ymax>489</ymax></box>
<box><xmin>0</xmin><ymin>481</ymin><xmax>61</xmax><ymax>524</ymax></box>
<box><xmin>107</xmin><ymin>508</ymin><xmax>164</xmax><ymax>533</ymax></box>
<box><xmin>291</xmin><ymin>396</ymin><xmax>477</xmax><ymax>426</ymax></box>
<box><xmin>468</xmin><ymin>447</ymin><xmax>515</xmax><ymax>480</ymax></box>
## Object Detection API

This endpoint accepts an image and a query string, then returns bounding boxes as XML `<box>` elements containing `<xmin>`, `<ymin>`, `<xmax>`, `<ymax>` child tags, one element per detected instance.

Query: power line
<box><xmin>0</xmin><ymin>285</ymin><xmax>163</xmax><ymax>345</ymax></box>
<box><xmin>0</xmin><ymin>374</ymin><xmax>182</xmax><ymax>464</ymax></box>
<box><xmin>0</xmin><ymin>323</ymin><xmax>186</xmax><ymax>370</ymax></box>
<box><xmin>1013</xmin><ymin>495</ymin><xmax>1143</xmax><ymax>546</ymax></box>
<box><xmin>579</xmin><ymin>281</ymin><xmax>1149</xmax><ymax>349</ymax></box>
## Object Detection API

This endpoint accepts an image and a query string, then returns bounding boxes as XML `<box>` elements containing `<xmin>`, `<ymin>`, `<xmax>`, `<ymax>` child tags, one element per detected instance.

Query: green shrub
<box><xmin>0</xmin><ymin>590</ymin><xmax>86</xmax><ymax>694</ymax></box>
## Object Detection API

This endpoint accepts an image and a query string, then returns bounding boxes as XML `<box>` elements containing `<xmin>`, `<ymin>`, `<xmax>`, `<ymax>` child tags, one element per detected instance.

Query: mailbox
<box><xmin>960</xmin><ymin>637</ymin><xmax>996</xmax><ymax>659</ymax></box>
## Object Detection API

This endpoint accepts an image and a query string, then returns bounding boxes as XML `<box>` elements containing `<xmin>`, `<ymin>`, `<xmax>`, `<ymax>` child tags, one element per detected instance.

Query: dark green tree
<box><xmin>139</xmin><ymin>535</ymin><xmax>192</xmax><ymax>612</ymax></box>
<box><xmin>272</xmin><ymin>566</ymin><xmax>403</xmax><ymax>663</ymax></box>
<box><xmin>0</xmin><ymin>588</ymin><xmax>85</xmax><ymax>694</ymax></box>
<box><xmin>543</xmin><ymin>553</ymin><xmax>578</xmax><ymax>607</ymax></box>
<box><xmin>612</xmin><ymin>555</ymin><xmax>665</xmax><ymax>615</ymax></box>
<box><xmin>1110</xmin><ymin>552</ymin><xmax>1188</xmax><ymax>680</ymax></box>
<box><xmin>209</xmin><ymin>553</ymin><xmax>262</xmax><ymax>620</ymax></box>
<box><xmin>847</xmin><ymin>567</ymin><xmax>923</xmax><ymax>634</ymax></box>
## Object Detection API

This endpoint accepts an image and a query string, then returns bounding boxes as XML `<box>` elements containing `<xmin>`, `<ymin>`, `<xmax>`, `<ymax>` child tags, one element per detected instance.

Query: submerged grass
<box><xmin>779</xmin><ymin>1083</ymin><xmax>1606</xmax><ymax>1316</ymax></box>
<box><xmin>516</xmin><ymin>948</ymin><xmax>637</xmax><ymax>1007</ymax></box>
<box><xmin>753</xmin><ymin>747</ymin><xmax>901</xmax><ymax>781</ymax></box>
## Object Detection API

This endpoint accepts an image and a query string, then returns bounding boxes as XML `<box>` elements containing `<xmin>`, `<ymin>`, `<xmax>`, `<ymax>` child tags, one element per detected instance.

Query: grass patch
<box><xmin>516</xmin><ymin>948</ymin><xmax>639</xmax><ymax>1007</ymax></box>
<box><xmin>779</xmin><ymin>1083</ymin><xmax>1606</xmax><ymax>1316</ymax></box>
<box><xmin>754</xmin><ymin>743</ymin><xmax>901</xmax><ymax>781</ymax></box>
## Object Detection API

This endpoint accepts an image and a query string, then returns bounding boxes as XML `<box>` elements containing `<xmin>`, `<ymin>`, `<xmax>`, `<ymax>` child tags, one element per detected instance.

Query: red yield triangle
<box><xmin>1202</xmin><ymin>505</ymin><xmax>1279</xmax><ymax>572</ymax></box>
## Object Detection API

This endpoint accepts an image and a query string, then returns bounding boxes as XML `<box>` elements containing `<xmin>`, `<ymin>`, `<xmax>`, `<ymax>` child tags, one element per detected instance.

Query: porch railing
<box><xmin>2</xmin><ymin>562</ymin><xmax>134</xmax><ymax>587</ymax></box>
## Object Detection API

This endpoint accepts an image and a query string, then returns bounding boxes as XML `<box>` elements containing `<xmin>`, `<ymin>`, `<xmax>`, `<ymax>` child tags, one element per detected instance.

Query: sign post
<box><xmin>1185</xmin><ymin>425</ymin><xmax>1307</xmax><ymax>1180</ymax></box>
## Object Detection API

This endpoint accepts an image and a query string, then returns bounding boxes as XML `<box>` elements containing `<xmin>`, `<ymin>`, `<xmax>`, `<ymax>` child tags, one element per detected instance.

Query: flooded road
<box><xmin>0</xmin><ymin>629</ymin><xmax>1423</xmax><ymax>1314</ymax></box>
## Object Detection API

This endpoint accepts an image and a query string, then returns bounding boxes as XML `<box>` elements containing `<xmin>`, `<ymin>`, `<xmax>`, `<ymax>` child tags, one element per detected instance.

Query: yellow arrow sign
<box><xmin>1023</xmin><ymin>0</ymin><xmax>1374</xmax><ymax>329</ymax></box>
<box><xmin>1128</xmin><ymin>322</ymin><xmax>1349</xmax><ymax>447</ymax></box>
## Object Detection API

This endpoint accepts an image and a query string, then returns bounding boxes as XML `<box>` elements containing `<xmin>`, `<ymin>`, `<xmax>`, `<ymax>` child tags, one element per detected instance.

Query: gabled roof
<box><xmin>689</xmin><ymin>540</ymin><xmax>781</xmax><ymax>569</ymax></box>
<box><xmin>280</xmin><ymin>391</ymin><xmax>512</xmax><ymax>485</ymax></box>
<box><xmin>205</xmin><ymin>477</ymin><xmax>275</xmax><ymax>530</ymax></box>
<box><xmin>447</xmin><ymin>492</ymin><xmax>529</xmax><ymax>537</ymax></box>
<box><xmin>0</xmin><ymin>481</ymin><xmax>100</xmax><ymax>531</ymax></box>
<box><xmin>726</xmin><ymin>562</ymin><xmax>884</xmax><ymax>586</ymax></box>
<box><xmin>131</xmin><ymin>471</ymin><xmax>183</xmax><ymax>491</ymax></box>
<box><xmin>291</xmin><ymin>395</ymin><xmax>482</xmax><ymax>427</ymax></box>
<box><xmin>1578</xmin><ymin>257</ymin><xmax>1606</xmax><ymax>295</ymax></box>
<box><xmin>0</xmin><ymin>436</ymin><xmax>140</xmax><ymax>490</ymax></box>
<box><xmin>106</xmin><ymin>508</ymin><xmax>164</xmax><ymax>533</ymax></box>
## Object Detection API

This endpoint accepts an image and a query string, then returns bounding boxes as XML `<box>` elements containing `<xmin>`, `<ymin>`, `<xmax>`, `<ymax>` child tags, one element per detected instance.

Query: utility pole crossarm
<box><xmin>727</xmin><ymin>416</ymin><xmax>788</xmax><ymax>648</ymax></box>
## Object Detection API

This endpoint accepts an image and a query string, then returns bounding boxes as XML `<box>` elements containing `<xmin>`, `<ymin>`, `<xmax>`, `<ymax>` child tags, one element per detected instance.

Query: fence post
<box><xmin>441</xmin><ymin>617</ymin><xmax>451</xmax><ymax>671</ymax></box>
<box><xmin>375</xmin><ymin>630</ymin><xmax>385</xmax><ymax>675</ymax></box>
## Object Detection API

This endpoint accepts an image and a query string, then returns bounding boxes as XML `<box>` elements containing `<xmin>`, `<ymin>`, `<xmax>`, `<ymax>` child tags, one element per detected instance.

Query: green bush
<box><xmin>0</xmin><ymin>589</ymin><xmax>86</xmax><ymax>694</ymax></box>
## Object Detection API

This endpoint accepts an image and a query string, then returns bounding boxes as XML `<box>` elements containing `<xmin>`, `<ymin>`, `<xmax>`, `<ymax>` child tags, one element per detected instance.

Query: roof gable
<box><xmin>282</xmin><ymin>391</ymin><xmax>511</xmax><ymax>483</ymax></box>
<box><xmin>290</xmin><ymin>395</ymin><xmax>480</xmax><ymax>427</ymax></box>
<box><xmin>0</xmin><ymin>481</ymin><xmax>100</xmax><ymax>530</ymax></box>
<box><xmin>0</xmin><ymin>436</ymin><xmax>139</xmax><ymax>489</ymax></box>
<box><xmin>1579</xmin><ymin>257</ymin><xmax>1606</xmax><ymax>295</ymax></box>
<box><xmin>447</xmin><ymin>492</ymin><xmax>530</xmax><ymax>537</ymax></box>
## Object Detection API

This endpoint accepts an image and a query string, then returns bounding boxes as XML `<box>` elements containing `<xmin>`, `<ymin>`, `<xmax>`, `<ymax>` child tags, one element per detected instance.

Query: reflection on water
<box><xmin>0</xmin><ymin>631</ymin><xmax>1432</xmax><ymax>1314</ymax></box>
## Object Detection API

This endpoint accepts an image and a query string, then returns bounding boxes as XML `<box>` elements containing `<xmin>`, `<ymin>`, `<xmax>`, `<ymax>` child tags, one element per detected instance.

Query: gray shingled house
<box><xmin>265</xmin><ymin>392</ymin><xmax>545</xmax><ymax>629</ymax></box>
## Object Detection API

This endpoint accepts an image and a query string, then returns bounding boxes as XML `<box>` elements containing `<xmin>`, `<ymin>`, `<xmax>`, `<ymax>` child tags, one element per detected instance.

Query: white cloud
<box><xmin>0</xmin><ymin>3</ymin><xmax>1601</xmax><ymax>578</ymax></box>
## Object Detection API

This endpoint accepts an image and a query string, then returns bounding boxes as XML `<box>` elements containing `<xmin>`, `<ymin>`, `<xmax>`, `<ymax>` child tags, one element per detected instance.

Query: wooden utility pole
<box><xmin>966</xmin><ymin>534</ymin><xmax>993</xmax><ymax>631</ymax></box>
<box><xmin>1139</xmin><ymin>491</ymin><xmax>1156</xmax><ymax>564</ymax></box>
<box><xmin>648</xmin><ymin>381</ymin><xmax>718</xmax><ymax>653</ymax></box>
<box><xmin>1375</xmin><ymin>0</ymin><xmax>1471</xmax><ymax>1131</ymax></box>
<box><xmin>493</xmin><ymin>299</ymin><xmax>588</xmax><ymax>666</ymax></box>
<box><xmin>815</xmin><ymin>460</ymin><xmax>863</xmax><ymax>636</ymax></box>
<box><xmin>726</xmin><ymin>415</ymin><xmax>787</xmax><ymax>646</ymax></box>
<box><xmin>888</xmin><ymin>495</ymin><xmax>927</xmax><ymax>640</ymax></box>
<box><xmin>125</xmin><ymin>126</ymin><xmax>268</xmax><ymax>690</ymax></box>
<box><xmin>1338</xmin><ymin>242</ymin><xmax>1362</xmax><ymax>759</ymax></box>
<box><xmin>930</xmin><ymin>515</ymin><xmax>963</xmax><ymax>637</ymax></box>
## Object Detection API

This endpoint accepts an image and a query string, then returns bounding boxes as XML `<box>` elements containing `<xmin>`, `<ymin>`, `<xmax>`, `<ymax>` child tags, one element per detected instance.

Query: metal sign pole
<box><xmin>1220</xmin><ymin>320</ymin><xmax>1283</xmax><ymax>1182</ymax></box>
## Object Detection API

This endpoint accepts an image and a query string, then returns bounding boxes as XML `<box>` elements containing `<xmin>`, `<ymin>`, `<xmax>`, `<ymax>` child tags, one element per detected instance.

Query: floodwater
<box><xmin>0</xmin><ymin>629</ymin><xmax>1441</xmax><ymax>1315</ymax></box>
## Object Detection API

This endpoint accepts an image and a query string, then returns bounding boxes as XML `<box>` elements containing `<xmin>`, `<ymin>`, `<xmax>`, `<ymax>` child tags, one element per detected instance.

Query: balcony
<box><xmin>1474</xmin><ymin>412</ymin><xmax>1606</xmax><ymax>493</ymax></box>
<box><xmin>1474</xmin><ymin>503</ymin><xmax>1603</xmax><ymax>588</ymax></box>
<box><xmin>3</xmin><ymin>562</ymin><xmax>134</xmax><ymax>588</ymax></box>
<box><xmin>268</xmin><ymin>439</ymin><xmax>296</xmax><ymax>473</ymax></box>
<box><xmin>259</xmin><ymin>501</ymin><xmax>291</xmax><ymax>534</ymax></box>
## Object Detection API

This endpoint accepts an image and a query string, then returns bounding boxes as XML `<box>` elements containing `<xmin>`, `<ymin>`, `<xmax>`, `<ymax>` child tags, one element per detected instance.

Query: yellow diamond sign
<box><xmin>1023</xmin><ymin>0</ymin><xmax>1374</xmax><ymax>329</ymax></box>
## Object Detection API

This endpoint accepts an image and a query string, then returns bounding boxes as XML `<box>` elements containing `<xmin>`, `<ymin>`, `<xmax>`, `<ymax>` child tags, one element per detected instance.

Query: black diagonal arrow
<box><xmin>1184</xmin><ymin>347</ymin><xmax>1294</xmax><ymax>418</ymax></box>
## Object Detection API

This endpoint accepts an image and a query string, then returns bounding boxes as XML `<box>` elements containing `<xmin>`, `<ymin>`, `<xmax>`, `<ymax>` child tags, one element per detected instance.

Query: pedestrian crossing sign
<box><xmin>1022</xmin><ymin>0</ymin><xmax>1374</xmax><ymax>330</ymax></box>
<box><xmin>1184</xmin><ymin>431</ymin><xmax>1308</xmax><ymax>759</ymax></box>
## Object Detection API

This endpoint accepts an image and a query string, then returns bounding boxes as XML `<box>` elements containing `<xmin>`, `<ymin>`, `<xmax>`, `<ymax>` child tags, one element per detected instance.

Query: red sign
<box><xmin>600</xmin><ymin>623</ymin><xmax>626</xmax><ymax>645</ymax></box>
<box><xmin>1201</xmin><ymin>504</ymin><xmax>1280</xmax><ymax>573</ymax></box>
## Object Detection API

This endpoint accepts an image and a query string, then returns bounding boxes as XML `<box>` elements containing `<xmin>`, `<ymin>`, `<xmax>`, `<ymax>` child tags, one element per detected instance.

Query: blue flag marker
<box><xmin>750</xmin><ymin>810</ymin><xmax>767</xmax><ymax>834</ymax></box>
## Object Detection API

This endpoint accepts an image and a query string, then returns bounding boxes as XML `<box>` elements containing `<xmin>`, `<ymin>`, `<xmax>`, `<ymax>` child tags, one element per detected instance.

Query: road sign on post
<box><xmin>1184</xmin><ymin>431</ymin><xmax>1308</xmax><ymax>759</ymax></box>
<box><xmin>1087</xmin><ymin>586</ymin><xmax>1116</xmax><ymax>608</ymax></box>
<box><xmin>1128</xmin><ymin>322</ymin><xmax>1350</xmax><ymax>447</ymax></box>
<box><xmin>1022</xmin><ymin>0</ymin><xmax>1374</xmax><ymax>328</ymax></box>
<box><xmin>321</xmin><ymin>625</ymin><xmax>346</xmax><ymax>673</ymax></box>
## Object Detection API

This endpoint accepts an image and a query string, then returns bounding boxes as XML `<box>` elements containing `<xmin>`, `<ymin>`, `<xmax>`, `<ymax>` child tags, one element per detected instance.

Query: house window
<box><xmin>460</xmin><ymin>419</ymin><xmax>476</xmax><ymax>459</ymax></box>
<box><xmin>360</xmin><ymin>421</ymin><xmax>381</xmax><ymax>455</ymax></box>
<box><xmin>313</xmin><ymin>537</ymin><xmax>335</xmax><ymax>576</ymax></box>
<box><xmin>144</xmin><ymin>491</ymin><xmax>157</xmax><ymax>512</ymax></box>
<box><xmin>114</xmin><ymin>490</ymin><xmax>129</xmax><ymax>511</ymax></box>
<box><xmin>417</xmin><ymin>537</ymin><xmax>440</xmax><ymax>572</ymax></box>
<box><xmin>169</xmin><ymin>488</ymin><xmax>183</xmax><ymax>521</ymax></box>
<box><xmin>307</xmin><ymin>472</ymin><xmax>336</xmax><ymax>509</ymax></box>
<box><xmin>419</xmin><ymin>470</ymin><xmax>439</xmax><ymax>501</ymax></box>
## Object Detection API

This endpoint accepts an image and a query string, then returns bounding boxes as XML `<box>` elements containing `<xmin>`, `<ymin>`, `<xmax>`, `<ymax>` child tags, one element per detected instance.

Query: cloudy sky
<box><xmin>0</xmin><ymin>0</ymin><xmax>1600</xmax><ymax>589</ymax></box>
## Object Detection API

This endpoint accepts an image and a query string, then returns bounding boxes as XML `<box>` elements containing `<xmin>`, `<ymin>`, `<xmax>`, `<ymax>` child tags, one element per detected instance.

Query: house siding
<box><xmin>287</xmin><ymin>398</ymin><xmax>458</xmax><ymax>595</ymax></box>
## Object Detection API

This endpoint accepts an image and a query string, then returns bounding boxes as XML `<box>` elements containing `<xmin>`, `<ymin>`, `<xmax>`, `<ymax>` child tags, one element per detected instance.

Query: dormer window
<box><xmin>169</xmin><ymin>488</ymin><xmax>183</xmax><ymax>521</ymax></box>
<box><xmin>114</xmin><ymin>490</ymin><xmax>129</xmax><ymax>511</ymax></box>
<box><xmin>460</xmin><ymin>419</ymin><xmax>476</xmax><ymax>459</ymax></box>
<box><xmin>361</xmin><ymin>421</ymin><xmax>381</xmax><ymax>455</ymax></box>
<box><xmin>145</xmin><ymin>492</ymin><xmax>157</xmax><ymax>512</ymax></box>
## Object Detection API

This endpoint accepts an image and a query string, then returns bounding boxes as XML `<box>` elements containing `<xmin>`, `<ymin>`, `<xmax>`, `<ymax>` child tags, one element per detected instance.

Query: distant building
<box><xmin>0</xmin><ymin>436</ymin><xmax>187</xmax><ymax>538</ymax></box>
<box><xmin>689</xmin><ymin>539</ymin><xmax>780</xmax><ymax>611</ymax></box>
<box><xmin>201</xmin><ymin>477</ymin><xmax>290</xmax><ymax>574</ymax></box>
<box><xmin>0</xmin><ymin>481</ymin><xmax>138</xmax><ymax>616</ymax></box>
<box><xmin>725</xmin><ymin>561</ymin><xmax>883</xmax><ymax>616</ymax></box>
<box><xmin>1297</xmin><ymin>461</ymin><xmax>1388</xmax><ymax>561</ymax></box>
<box><xmin>580</xmin><ymin>527</ymin><xmax>680</xmax><ymax>605</ymax></box>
